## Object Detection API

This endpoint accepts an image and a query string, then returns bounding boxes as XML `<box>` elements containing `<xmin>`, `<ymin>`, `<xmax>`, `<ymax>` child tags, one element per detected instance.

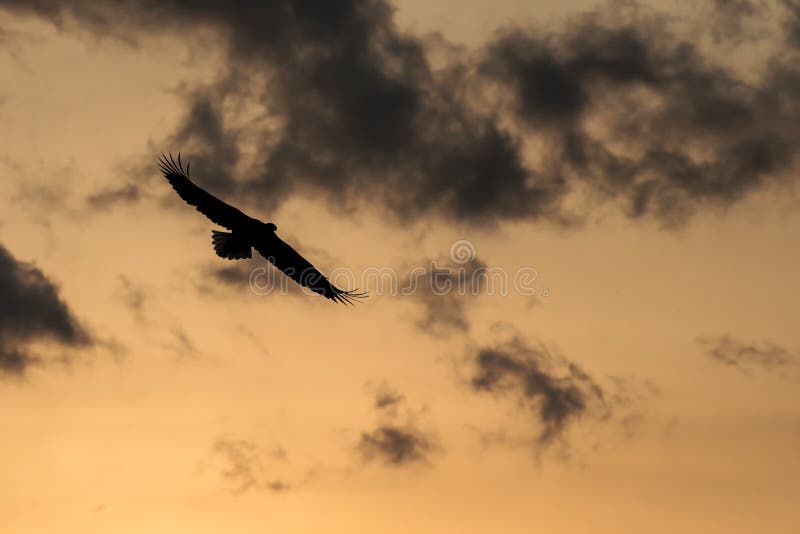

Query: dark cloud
<box><xmin>483</xmin><ymin>9</ymin><xmax>799</xmax><ymax>225</ymax></box>
<box><xmin>699</xmin><ymin>335</ymin><xmax>800</xmax><ymax>373</ymax></box>
<box><xmin>358</xmin><ymin>426</ymin><xmax>435</xmax><ymax>466</ymax></box>
<box><xmin>358</xmin><ymin>385</ymin><xmax>436</xmax><ymax>467</ymax></box>
<box><xmin>468</xmin><ymin>335</ymin><xmax>608</xmax><ymax>446</ymax></box>
<box><xmin>465</xmin><ymin>369</ymin><xmax>660</xmax><ymax>454</ymax></box>
<box><xmin>134</xmin><ymin>0</ymin><xmax>564</xmax><ymax>224</ymax></box>
<box><xmin>0</xmin><ymin>0</ymin><xmax>579</xmax><ymax>227</ymax></box>
<box><xmin>0</xmin><ymin>242</ymin><xmax>91</xmax><ymax>374</ymax></box>
<box><xmin>211</xmin><ymin>438</ymin><xmax>291</xmax><ymax>495</ymax></box>
<box><xmin>2</xmin><ymin>1</ymin><xmax>799</xmax><ymax>226</ymax></box>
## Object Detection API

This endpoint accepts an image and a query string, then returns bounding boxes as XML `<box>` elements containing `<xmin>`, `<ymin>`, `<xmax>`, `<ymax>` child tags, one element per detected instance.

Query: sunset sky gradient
<box><xmin>1</xmin><ymin>1</ymin><xmax>799</xmax><ymax>533</ymax></box>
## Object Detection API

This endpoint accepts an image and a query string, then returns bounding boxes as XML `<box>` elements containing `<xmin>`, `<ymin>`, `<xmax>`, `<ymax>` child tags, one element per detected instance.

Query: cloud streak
<box><xmin>86</xmin><ymin>184</ymin><xmax>142</xmax><ymax>211</ymax></box>
<box><xmin>699</xmin><ymin>335</ymin><xmax>800</xmax><ymax>373</ymax></box>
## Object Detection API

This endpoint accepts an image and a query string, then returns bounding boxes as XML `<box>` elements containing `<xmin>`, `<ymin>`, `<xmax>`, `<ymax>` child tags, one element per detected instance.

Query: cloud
<box><xmin>374</xmin><ymin>382</ymin><xmax>405</xmax><ymax>412</ymax></box>
<box><xmin>3</xmin><ymin>1</ymin><xmax>800</xmax><ymax>227</ymax></box>
<box><xmin>357</xmin><ymin>384</ymin><xmax>437</xmax><ymax>467</ymax></box>
<box><xmin>0</xmin><ymin>242</ymin><xmax>91</xmax><ymax>374</ymax></box>
<box><xmin>134</xmin><ymin>4</ymin><xmax>561</xmax><ymax>225</ymax></box>
<box><xmin>211</xmin><ymin>438</ymin><xmax>292</xmax><ymax>495</ymax></box>
<box><xmin>85</xmin><ymin>184</ymin><xmax>142</xmax><ymax>211</ymax></box>
<box><xmin>8</xmin><ymin>162</ymin><xmax>76</xmax><ymax>225</ymax></box>
<box><xmin>199</xmin><ymin>257</ymin><xmax>309</xmax><ymax>300</ymax></box>
<box><xmin>467</xmin><ymin>334</ymin><xmax>608</xmax><ymax>446</ymax></box>
<box><xmin>212</xmin><ymin>438</ymin><xmax>262</xmax><ymax>494</ymax></box>
<box><xmin>699</xmin><ymin>335</ymin><xmax>800</xmax><ymax>373</ymax></box>
<box><xmin>407</xmin><ymin>255</ymin><xmax>488</xmax><ymax>337</ymax></box>
<box><xmin>2</xmin><ymin>156</ymin><xmax>151</xmax><ymax>225</ymax></box>
<box><xmin>110</xmin><ymin>275</ymin><xmax>207</xmax><ymax>361</ymax></box>
<box><xmin>398</xmin><ymin>239</ymin><xmax>529</xmax><ymax>337</ymax></box>
<box><xmin>203</xmin><ymin>260</ymin><xmax>257</xmax><ymax>290</ymax></box>
<box><xmin>781</xmin><ymin>0</ymin><xmax>800</xmax><ymax>47</ymax></box>
<box><xmin>482</xmin><ymin>6</ymin><xmax>799</xmax><ymax>225</ymax></box>
<box><xmin>358</xmin><ymin>426</ymin><xmax>435</xmax><ymax>467</ymax></box>
<box><xmin>114</xmin><ymin>274</ymin><xmax>146</xmax><ymax>320</ymax></box>
<box><xmin>163</xmin><ymin>325</ymin><xmax>201</xmax><ymax>361</ymax></box>
<box><xmin>604</xmin><ymin>374</ymin><xmax>662</xmax><ymax>440</ymax></box>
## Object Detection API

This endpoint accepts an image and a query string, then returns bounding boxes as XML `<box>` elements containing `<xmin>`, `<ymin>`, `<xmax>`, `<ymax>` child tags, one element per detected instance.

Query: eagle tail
<box><xmin>211</xmin><ymin>231</ymin><xmax>252</xmax><ymax>260</ymax></box>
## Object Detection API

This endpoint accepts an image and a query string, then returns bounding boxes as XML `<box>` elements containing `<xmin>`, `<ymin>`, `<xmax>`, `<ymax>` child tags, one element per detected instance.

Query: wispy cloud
<box><xmin>699</xmin><ymin>335</ymin><xmax>800</xmax><ymax>374</ymax></box>
<box><xmin>211</xmin><ymin>438</ymin><xmax>292</xmax><ymax>495</ymax></box>
<box><xmin>112</xmin><ymin>275</ymin><xmax>204</xmax><ymax>361</ymax></box>
<box><xmin>86</xmin><ymin>183</ymin><xmax>142</xmax><ymax>211</ymax></box>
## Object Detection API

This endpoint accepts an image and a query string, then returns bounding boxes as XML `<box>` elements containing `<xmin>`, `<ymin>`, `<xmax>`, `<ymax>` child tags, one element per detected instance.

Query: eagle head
<box><xmin>265</xmin><ymin>222</ymin><xmax>277</xmax><ymax>232</ymax></box>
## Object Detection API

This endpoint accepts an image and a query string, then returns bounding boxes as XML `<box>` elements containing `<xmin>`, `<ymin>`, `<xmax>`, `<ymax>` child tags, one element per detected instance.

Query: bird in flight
<box><xmin>158</xmin><ymin>153</ymin><xmax>366</xmax><ymax>305</ymax></box>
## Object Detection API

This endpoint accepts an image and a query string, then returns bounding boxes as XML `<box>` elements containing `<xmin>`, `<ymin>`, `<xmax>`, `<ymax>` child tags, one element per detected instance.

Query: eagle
<box><xmin>158</xmin><ymin>153</ymin><xmax>366</xmax><ymax>305</ymax></box>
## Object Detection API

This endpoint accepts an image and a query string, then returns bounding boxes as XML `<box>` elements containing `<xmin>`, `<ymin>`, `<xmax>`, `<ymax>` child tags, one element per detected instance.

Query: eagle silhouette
<box><xmin>158</xmin><ymin>153</ymin><xmax>366</xmax><ymax>305</ymax></box>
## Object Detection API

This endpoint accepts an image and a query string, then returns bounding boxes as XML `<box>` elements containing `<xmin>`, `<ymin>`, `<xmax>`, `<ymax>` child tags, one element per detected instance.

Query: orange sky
<box><xmin>0</xmin><ymin>1</ymin><xmax>799</xmax><ymax>533</ymax></box>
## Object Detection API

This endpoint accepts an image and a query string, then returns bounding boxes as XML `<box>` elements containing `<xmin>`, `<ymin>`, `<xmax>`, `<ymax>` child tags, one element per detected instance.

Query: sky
<box><xmin>0</xmin><ymin>0</ymin><xmax>799</xmax><ymax>532</ymax></box>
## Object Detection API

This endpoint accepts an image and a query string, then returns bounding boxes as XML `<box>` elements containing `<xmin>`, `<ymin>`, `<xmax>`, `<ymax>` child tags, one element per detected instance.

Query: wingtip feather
<box><xmin>331</xmin><ymin>288</ymin><xmax>368</xmax><ymax>306</ymax></box>
<box><xmin>157</xmin><ymin>151</ymin><xmax>191</xmax><ymax>179</ymax></box>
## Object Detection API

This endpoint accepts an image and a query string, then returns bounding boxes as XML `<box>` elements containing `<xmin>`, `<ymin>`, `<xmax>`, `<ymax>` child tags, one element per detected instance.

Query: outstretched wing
<box><xmin>158</xmin><ymin>153</ymin><xmax>256</xmax><ymax>231</ymax></box>
<box><xmin>254</xmin><ymin>235</ymin><xmax>367</xmax><ymax>305</ymax></box>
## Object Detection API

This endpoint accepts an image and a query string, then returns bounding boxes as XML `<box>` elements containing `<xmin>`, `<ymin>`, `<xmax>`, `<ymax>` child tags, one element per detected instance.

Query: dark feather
<box><xmin>212</xmin><ymin>230</ymin><xmax>252</xmax><ymax>260</ymax></box>
<box><xmin>254</xmin><ymin>235</ymin><xmax>367</xmax><ymax>305</ymax></box>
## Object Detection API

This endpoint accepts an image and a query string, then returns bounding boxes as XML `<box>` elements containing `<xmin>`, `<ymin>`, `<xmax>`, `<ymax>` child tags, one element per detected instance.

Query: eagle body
<box><xmin>158</xmin><ymin>153</ymin><xmax>365</xmax><ymax>304</ymax></box>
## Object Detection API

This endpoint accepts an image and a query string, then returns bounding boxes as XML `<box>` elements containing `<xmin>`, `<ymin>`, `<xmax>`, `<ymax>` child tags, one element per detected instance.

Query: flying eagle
<box><xmin>158</xmin><ymin>153</ymin><xmax>366</xmax><ymax>305</ymax></box>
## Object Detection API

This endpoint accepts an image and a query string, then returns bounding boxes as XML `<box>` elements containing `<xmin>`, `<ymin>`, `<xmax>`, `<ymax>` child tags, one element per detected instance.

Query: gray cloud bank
<box><xmin>1</xmin><ymin>1</ymin><xmax>798</xmax><ymax>227</ymax></box>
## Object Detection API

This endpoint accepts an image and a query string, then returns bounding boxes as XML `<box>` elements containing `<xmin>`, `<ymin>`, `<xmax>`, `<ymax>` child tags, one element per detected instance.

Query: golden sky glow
<box><xmin>1</xmin><ymin>1</ymin><xmax>799</xmax><ymax>533</ymax></box>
